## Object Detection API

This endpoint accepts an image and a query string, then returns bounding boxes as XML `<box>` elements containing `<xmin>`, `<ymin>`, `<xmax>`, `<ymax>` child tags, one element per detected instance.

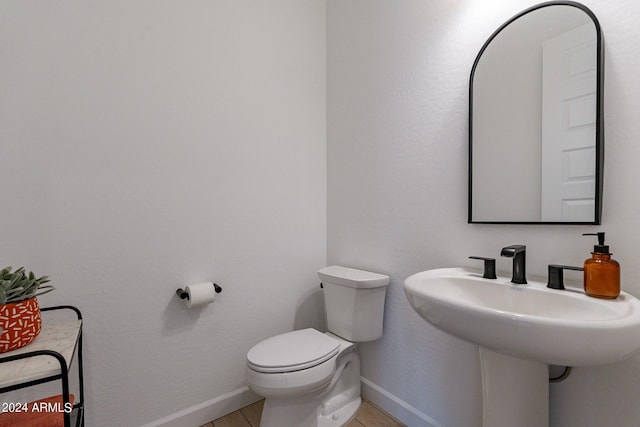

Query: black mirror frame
<box><xmin>468</xmin><ymin>1</ymin><xmax>604</xmax><ymax>225</ymax></box>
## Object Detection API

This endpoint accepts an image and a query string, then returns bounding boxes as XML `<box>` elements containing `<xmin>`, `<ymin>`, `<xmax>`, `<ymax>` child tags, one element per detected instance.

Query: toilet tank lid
<box><xmin>317</xmin><ymin>265</ymin><xmax>389</xmax><ymax>289</ymax></box>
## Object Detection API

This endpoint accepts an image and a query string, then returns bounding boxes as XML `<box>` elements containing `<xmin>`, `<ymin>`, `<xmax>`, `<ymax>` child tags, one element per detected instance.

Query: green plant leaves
<box><xmin>0</xmin><ymin>266</ymin><xmax>54</xmax><ymax>304</ymax></box>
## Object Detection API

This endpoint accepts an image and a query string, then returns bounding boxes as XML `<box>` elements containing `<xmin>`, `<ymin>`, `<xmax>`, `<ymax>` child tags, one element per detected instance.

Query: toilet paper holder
<box><xmin>176</xmin><ymin>283</ymin><xmax>223</xmax><ymax>300</ymax></box>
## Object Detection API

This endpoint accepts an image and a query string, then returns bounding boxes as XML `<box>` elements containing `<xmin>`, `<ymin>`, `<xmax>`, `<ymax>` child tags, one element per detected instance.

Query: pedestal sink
<box><xmin>404</xmin><ymin>268</ymin><xmax>640</xmax><ymax>427</ymax></box>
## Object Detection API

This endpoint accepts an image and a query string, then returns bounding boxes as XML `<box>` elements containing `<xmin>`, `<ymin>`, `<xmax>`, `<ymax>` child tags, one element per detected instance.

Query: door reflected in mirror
<box><xmin>469</xmin><ymin>2</ymin><xmax>603</xmax><ymax>224</ymax></box>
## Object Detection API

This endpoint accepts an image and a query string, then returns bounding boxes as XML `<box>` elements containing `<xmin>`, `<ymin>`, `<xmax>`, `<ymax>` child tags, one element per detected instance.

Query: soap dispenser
<box><xmin>583</xmin><ymin>232</ymin><xmax>620</xmax><ymax>299</ymax></box>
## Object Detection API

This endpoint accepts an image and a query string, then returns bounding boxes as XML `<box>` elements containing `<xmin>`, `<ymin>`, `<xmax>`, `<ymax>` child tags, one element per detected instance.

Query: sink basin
<box><xmin>405</xmin><ymin>267</ymin><xmax>640</xmax><ymax>427</ymax></box>
<box><xmin>404</xmin><ymin>267</ymin><xmax>640</xmax><ymax>367</ymax></box>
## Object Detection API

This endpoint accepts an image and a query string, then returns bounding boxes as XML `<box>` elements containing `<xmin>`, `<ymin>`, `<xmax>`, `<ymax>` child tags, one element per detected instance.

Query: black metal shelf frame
<box><xmin>0</xmin><ymin>305</ymin><xmax>84</xmax><ymax>427</ymax></box>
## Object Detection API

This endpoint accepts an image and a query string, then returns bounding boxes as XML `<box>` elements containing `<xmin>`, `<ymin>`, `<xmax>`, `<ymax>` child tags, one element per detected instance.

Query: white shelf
<box><xmin>0</xmin><ymin>319</ymin><xmax>82</xmax><ymax>389</ymax></box>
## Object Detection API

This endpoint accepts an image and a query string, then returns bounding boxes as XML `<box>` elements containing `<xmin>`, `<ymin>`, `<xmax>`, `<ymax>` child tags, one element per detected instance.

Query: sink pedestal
<box><xmin>479</xmin><ymin>347</ymin><xmax>548</xmax><ymax>427</ymax></box>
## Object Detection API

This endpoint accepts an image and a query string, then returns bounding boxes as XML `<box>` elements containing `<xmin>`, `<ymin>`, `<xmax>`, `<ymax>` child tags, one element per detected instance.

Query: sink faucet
<box><xmin>501</xmin><ymin>245</ymin><xmax>527</xmax><ymax>284</ymax></box>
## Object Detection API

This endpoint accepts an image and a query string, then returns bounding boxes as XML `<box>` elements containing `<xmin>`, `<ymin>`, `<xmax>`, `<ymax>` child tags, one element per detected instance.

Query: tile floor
<box><xmin>200</xmin><ymin>398</ymin><xmax>405</xmax><ymax>427</ymax></box>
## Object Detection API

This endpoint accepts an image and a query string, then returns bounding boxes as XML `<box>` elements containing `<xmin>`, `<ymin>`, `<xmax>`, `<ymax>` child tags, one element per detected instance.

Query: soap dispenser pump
<box><xmin>582</xmin><ymin>232</ymin><xmax>620</xmax><ymax>299</ymax></box>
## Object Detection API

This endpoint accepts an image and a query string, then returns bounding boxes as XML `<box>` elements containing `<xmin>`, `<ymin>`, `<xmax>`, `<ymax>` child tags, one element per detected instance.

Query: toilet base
<box><xmin>258</xmin><ymin>352</ymin><xmax>361</xmax><ymax>427</ymax></box>
<box><xmin>259</xmin><ymin>395</ymin><xmax>361</xmax><ymax>427</ymax></box>
<box><xmin>318</xmin><ymin>397</ymin><xmax>361</xmax><ymax>427</ymax></box>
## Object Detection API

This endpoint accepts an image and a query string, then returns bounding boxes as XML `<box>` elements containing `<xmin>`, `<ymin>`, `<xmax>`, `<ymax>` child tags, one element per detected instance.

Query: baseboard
<box><xmin>142</xmin><ymin>377</ymin><xmax>441</xmax><ymax>427</ymax></box>
<box><xmin>141</xmin><ymin>386</ymin><xmax>261</xmax><ymax>427</ymax></box>
<box><xmin>360</xmin><ymin>377</ymin><xmax>444</xmax><ymax>427</ymax></box>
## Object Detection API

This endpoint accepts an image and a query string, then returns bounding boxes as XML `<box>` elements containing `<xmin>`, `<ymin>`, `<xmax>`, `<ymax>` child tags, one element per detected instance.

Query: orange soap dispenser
<box><xmin>582</xmin><ymin>232</ymin><xmax>620</xmax><ymax>299</ymax></box>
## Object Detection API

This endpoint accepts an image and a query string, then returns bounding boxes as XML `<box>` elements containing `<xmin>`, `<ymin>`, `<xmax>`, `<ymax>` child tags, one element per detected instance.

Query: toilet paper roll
<box><xmin>183</xmin><ymin>282</ymin><xmax>216</xmax><ymax>308</ymax></box>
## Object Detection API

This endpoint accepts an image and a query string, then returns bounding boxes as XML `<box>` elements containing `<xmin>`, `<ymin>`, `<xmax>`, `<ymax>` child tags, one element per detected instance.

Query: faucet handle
<box><xmin>469</xmin><ymin>256</ymin><xmax>497</xmax><ymax>279</ymax></box>
<box><xmin>547</xmin><ymin>264</ymin><xmax>584</xmax><ymax>290</ymax></box>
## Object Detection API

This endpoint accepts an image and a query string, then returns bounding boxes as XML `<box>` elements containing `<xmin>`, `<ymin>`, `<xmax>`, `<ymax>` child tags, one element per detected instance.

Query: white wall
<box><xmin>0</xmin><ymin>1</ymin><xmax>326</xmax><ymax>426</ymax></box>
<box><xmin>5</xmin><ymin>1</ymin><xmax>640</xmax><ymax>426</ymax></box>
<box><xmin>327</xmin><ymin>1</ymin><xmax>640</xmax><ymax>426</ymax></box>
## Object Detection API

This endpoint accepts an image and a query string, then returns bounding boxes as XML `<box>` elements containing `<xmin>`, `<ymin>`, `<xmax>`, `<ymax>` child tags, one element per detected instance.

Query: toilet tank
<box><xmin>318</xmin><ymin>265</ymin><xmax>390</xmax><ymax>342</ymax></box>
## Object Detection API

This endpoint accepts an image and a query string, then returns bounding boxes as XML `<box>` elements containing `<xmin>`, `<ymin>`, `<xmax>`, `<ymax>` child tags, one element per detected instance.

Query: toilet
<box><xmin>245</xmin><ymin>265</ymin><xmax>390</xmax><ymax>427</ymax></box>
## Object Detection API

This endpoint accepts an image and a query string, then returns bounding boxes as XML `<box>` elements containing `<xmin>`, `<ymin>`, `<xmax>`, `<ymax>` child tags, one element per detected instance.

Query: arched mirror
<box><xmin>469</xmin><ymin>1</ymin><xmax>603</xmax><ymax>224</ymax></box>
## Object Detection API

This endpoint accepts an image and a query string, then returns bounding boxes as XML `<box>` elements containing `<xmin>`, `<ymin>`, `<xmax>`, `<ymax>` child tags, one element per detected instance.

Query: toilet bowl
<box><xmin>245</xmin><ymin>266</ymin><xmax>389</xmax><ymax>427</ymax></box>
<box><xmin>246</xmin><ymin>329</ymin><xmax>360</xmax><ymax>427</ymax></box>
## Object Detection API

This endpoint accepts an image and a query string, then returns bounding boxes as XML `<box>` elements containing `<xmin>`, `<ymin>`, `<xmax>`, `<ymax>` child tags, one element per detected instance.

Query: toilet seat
<box><xmin>245</xmin><ymin>329</ymin><xmax>353</xmax><ymax>399</ymax></box>
<box><xmin>247</xmin><ymin>328</ymin><xmax>340</xmax><ymax>373</ymax></box>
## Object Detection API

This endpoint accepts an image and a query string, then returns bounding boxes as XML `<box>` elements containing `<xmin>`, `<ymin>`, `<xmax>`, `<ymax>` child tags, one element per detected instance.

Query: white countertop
<box><xmin>0</xmin><ymin>319</ymin><xmax>82</xmax><ymax>389</ymax></box>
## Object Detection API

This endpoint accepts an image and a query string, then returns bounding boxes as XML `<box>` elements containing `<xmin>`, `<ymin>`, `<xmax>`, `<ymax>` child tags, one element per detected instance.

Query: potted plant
<box><xmin>0</xmin><ymin>266</ymin><xmax>54</xmax><ymax>353</ymax></box>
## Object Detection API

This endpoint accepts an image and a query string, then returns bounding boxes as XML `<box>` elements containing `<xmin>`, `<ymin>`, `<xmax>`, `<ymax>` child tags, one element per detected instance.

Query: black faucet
<box><xmin>469</xmin><ymin>256</ymin><xmax>497</xmax><ymax>279</ymax></box>
<box><xmin>501</xmin><ymin>245</ymin><xmax>527</xmax><ymax>284</ymax></box>
<box><xmin>547</xmin><ymin>264</ymin><xmax>583</xmax><ymax>290</ymax></box>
